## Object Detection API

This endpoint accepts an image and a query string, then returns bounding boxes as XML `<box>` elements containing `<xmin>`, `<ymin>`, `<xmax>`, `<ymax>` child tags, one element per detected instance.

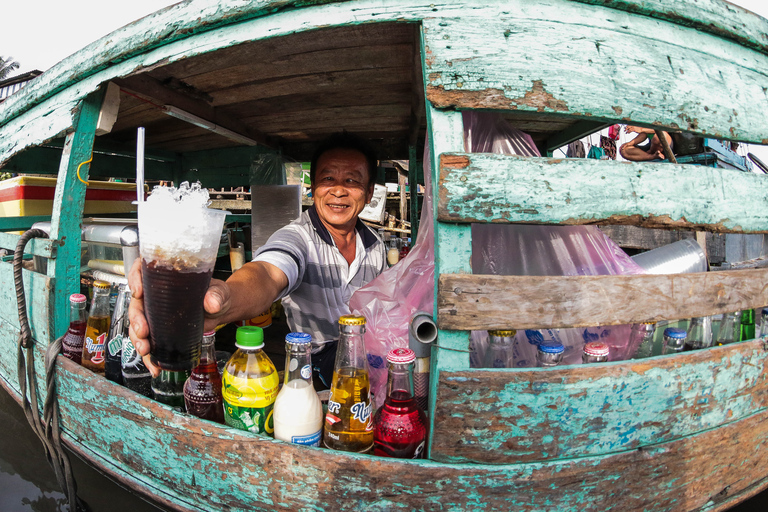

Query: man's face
<box><xmin>311</xmin><ymin>148</ymin><xmax>374</xmax><ymax>234</ymax></box>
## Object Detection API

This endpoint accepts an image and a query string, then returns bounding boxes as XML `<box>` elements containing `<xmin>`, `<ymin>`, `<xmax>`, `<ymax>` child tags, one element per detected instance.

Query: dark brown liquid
<box><xmin>142</xmin><ymin>261</ymin><xmax>212</xmax><ymax>371</ymax></box>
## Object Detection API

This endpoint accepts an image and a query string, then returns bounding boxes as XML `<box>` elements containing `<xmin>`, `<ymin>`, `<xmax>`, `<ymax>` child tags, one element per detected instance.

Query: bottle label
<box><xmin>291</xmin><ymin>430</ymin><xmax>321</xmax><ymax>447</ymax></box>
<box><xmin>222</xmin><ymin>370</ymin><xmax>279</xmax><ymax>435</ymax></box>
<box><xmin>85</xmin><ymin>332</ymin><xmax>107</xmax><ymax>364</ymax></box>
<box><xmin>224</xmin><ymin>401</ymin><xmax>275</xmax><ymax>435</ymax></box>
<box><xmin>108</xmin><ymin>334</ymin><xmax>123</xmax><ymax>357</ymax></box>
<box><xmin>300</xmin><ymin>364</ymin><xmax>312</xmax><ymax>380</ymax></box>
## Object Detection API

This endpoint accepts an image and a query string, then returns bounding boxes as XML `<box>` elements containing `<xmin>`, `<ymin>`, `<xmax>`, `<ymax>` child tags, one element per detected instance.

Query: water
<box><xmin>0</xmin><ymin>385</ymin><xmax>161</xmax><ymax>512</ymax></box>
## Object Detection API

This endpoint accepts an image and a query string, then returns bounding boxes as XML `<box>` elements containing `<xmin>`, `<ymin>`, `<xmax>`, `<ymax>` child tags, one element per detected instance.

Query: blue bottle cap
<box><xmin>285</xmin><ymin>332</ymin><xmax>312</xmax><ymax>345</ymax></box>
<box><xmin>663</xmin><ymin>327</ymin><xmax>687</xmax><ymax>339</ymax></box>
<box><xmin>538</xmin><ymin>342</ymin><xmax>564</xmax><ymax>354</ymax></box>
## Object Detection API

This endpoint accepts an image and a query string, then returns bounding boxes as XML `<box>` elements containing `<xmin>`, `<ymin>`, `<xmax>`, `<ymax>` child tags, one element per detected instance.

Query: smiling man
<box><xmin>128</xmin><ymin>132</ymin><xmax>386</xmax><ymax>387</ymax></box>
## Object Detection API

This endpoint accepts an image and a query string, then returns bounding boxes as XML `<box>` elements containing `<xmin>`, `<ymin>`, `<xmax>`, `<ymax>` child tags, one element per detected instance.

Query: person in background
<box><xmin>620</xmin><ymin>125</ymin><xmax>674</xmax><ymax>161</ymax></box>
<box><xmin>128</xmin><ymin>132</ymin><xmax>387</xmax><ymax>388</ymax></box>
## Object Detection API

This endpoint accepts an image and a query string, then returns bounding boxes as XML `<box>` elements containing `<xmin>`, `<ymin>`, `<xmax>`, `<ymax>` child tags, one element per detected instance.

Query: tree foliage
<box><xmin>0</xmin><ymin>56</ymin><xmax>20</xmax><ymax>80</ymax></box>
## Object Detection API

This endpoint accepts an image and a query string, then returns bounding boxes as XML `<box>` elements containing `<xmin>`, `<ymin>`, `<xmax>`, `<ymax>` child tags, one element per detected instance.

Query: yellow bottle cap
<box><xmin>338</xmin><ymin>315</ymin><xmax>366</xmax><ymax>326</ymax></box>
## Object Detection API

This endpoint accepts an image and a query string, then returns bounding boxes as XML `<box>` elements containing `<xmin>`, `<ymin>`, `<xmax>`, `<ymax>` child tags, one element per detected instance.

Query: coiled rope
<box><xmin>14</xmin><ymin>229</ymin><xmax>88</xmax><ymax>512</ymax></box>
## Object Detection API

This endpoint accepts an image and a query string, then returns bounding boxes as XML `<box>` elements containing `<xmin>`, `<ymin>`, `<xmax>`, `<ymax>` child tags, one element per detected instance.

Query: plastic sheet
<box><xmin>350</xmin><ymin>112</ymin><xmax>645</xmax><ymax>405</ymax></box>
<box><xmin>249</xmin><ymin>152</ymin><xmax>287</xmax><ymax>186</ymax></box>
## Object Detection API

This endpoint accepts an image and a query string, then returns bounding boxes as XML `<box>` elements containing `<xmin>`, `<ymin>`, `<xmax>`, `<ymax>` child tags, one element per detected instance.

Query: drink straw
<box><xmin>136</xmin><ymin>127</ymin><xmax>145</xmax><ymax>204</ymax></box>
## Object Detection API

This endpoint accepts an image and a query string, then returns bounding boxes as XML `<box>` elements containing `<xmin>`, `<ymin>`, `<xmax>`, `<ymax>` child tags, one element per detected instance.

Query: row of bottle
<box><xmin>218</xmin><ymin>317</ymin><xmax>427</xmax><ymax>458</ymax></box>
<box><xmin>480</xmin><ymin>308</ymin><xmax>766</xmax><ymax>369</ymax></box>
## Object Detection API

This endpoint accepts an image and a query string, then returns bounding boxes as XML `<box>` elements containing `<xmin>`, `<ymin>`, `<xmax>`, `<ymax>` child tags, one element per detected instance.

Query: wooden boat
<box><xmin>2</xmin><ymin>0</ymin><xmax>768</xmax><ymax>510</ymax></box>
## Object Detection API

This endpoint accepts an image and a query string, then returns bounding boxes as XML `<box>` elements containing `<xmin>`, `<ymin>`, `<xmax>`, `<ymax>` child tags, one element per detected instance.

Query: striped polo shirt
<box><xmin>253</xmin><ymin>205</ymin><xmax>386</xmax><ymax>351</ymax></box>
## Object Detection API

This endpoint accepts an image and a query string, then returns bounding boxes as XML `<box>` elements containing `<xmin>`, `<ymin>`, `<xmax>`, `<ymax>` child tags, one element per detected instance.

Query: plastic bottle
<box><xmin>81</xmin><ymin>280</ymin><xmax>112</xmax><ymax>374</ymax></box>
<box><xmin>630</xmin><ymin>322</ymin><xmax>656</xmax><ymax>359</ymax></box>
<box><xmin>121</xmin><ymin>333</ymin><xmax>152</xmax><ymax>398</ymax></box>
<box><xmin>537</xmin><ymin>341</ymin><xmax>565</xmax><ymax>367</ymax></box>
<box><xmin>62</xmin><ymin>293</ymin><xmax>87</xmax><ymax>364</ymax></box>
<box><xmin>740</xmin><ymin>309</ymin><xmax>755</xmax><ymax>341</ymax></box>
<box><xmin>373</xmin><ymin>348</ymin><xmax>428</xmax><ymax>459</ymax></box>
<box><xmin>273</xmin><ymin>332</ymin><xmax>323</xmax><ymax>446</ymax></box>
<box><xmin>324</xmin><ymin>315</ymin><xmax>374</xmax><ymax>453</ymax></box>
<box><xmin>152</xmin><ymin>370</ymin><xmax>190</xmax><ymax>411</ymax></box>
<box><xmin>105</xmin><ymin>285</ymin><xmax>130</xmax><ymax>384</ymax></box>
<box><xmin>715</xmin><ymin>312</ymin><xmax>741</xmax><ymax>346</ymax></box>
<box><xmin>662</xmin><ymin>328</ymin><xmax>687</xmax><ymax>355</ymax></box>
<box><xmin>482</xmin><ymin>330</ymin><xmax>516</xmax><ymax>368</ymax></box>
<box><xmin>582</xmin><ymin>341</ymin><xmax>609</xmax><ymax>363</ymax></box>
<box><xmin>686</xmin><ymin>316</ymin><xmax>713</xmax><ymax>351</ymax></box>
<box><xmin>184</xmin><ymin>331</ymin><xmax>225</xmax><ymax>423</ymax></box>
<box><xmin>222</xmin><ymin>326</ymin><xmax>279</xmax><ymax>435</ymax></box>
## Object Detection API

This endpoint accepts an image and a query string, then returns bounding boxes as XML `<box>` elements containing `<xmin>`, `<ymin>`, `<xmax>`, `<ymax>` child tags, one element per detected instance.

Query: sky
<box><xmin>1</xmin><ymin>0</ymin><xmax>767</xmax><ymax>164</ymax></box>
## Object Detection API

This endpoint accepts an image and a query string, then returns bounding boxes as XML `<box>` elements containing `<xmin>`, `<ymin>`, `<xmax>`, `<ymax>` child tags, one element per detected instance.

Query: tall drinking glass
<box><xmin>138</xmin><ymin>182</ymin><xmax>227</xmax><ymax>371</ymax></box>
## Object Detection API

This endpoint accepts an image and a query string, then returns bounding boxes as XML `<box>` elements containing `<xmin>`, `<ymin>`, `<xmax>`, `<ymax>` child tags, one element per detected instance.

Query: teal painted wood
<box><xmin>0</xmin><ymin>353</ymin><xmax>758</xmax><ymax>512</ymax></box>
<box><xmin>179</xmin><ymin>146</ymin><xmax>276</xmax><ymax>189</ymax></box>
<box><xmin>430</xmin><ymin>338</ymin><xmax>768</xmax><ymax>464</ymax></box>
<box><xmin>3</xmin><ymin>0</ymin><xmax>767</xmax><ymax>164</ymax></box>
<box><xmin>422</xmin><ymin>7</ymin><xmax>768</xmax><ymax>143</ymax></box>
<box><xmin>47</xmin><ymin>91</ymin><xmax>105</xmax><ymax>343</ymax></box>
<box><xmin>0</xmin><ymin>264</ymin><xmax>53</xmax><ymax>342</ymax></box>
<box><xmin>0</xmin><ymin>234</ymin><xmax>57</xmax><ymax>258</ymax></box>
<box><xmin>0</xmin><ymin>216</ymin><xmax>52</xmax><ymax>232</ymax></box>
<box><xmin>437</xmin><ymin>153</ymin><xmax>768</xmax><ymax>233</ymax></box>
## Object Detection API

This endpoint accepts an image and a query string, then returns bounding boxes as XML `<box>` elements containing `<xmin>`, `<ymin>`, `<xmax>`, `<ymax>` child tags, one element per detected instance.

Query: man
<box><xmin>128</xmin><ymin>132</ymin><xmax>386</xmax><ymax>387</ymax></box>
<box><xmin>619</xmin><ymin>125</ymin><xmax>674</xmax><ymax>161</ymax></box>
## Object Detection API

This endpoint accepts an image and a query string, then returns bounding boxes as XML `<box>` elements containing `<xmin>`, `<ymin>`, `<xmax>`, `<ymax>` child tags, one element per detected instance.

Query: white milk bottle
<box><xmin>273</xmin><ymin>332</ymin><xmax>323</xmax><ymax>446</ymax></box>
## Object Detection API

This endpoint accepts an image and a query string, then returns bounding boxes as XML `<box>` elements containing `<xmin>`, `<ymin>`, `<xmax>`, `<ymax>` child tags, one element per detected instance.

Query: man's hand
<box><xmin>127</xmin><ymin>259</ymin><xmax>161</xmax><ymax>377</ymax></box>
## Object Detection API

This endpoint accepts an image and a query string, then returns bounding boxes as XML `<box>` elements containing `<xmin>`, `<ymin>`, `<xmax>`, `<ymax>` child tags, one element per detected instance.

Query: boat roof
<box><xmin>1</xmin><ymin>0</ymin><xmax>767</xmax><ymax>163</ymax></box>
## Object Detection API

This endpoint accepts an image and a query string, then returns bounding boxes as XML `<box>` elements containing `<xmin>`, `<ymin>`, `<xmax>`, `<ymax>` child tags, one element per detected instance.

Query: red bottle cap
<box><xmin>387</xmin><ymin>347</ymin><xmax>416</xmax><ymax>364</ymax></box>
<box><xmin>69</xmin><ymin>293</ymin><xmax>87</xmax><ymax>303</ymax></box>
<box><xmin>583</xmin><ymin>341</ymin><xmax>610</xmax><ymax>357</ymax></box>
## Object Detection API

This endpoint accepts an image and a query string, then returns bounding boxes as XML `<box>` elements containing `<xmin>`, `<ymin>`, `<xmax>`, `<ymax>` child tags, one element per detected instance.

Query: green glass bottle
<box><xmin>740</xmin><ymin>309</ymin><xmax>756</xmax><ymax>341</ymax></box>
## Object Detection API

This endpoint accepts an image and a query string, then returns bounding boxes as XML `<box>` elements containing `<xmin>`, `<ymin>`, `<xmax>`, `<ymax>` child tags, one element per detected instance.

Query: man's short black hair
<box><xmin>310</xmin><ymin>132</ymin><xmax>378</xmax><ymax>188</ymax></box>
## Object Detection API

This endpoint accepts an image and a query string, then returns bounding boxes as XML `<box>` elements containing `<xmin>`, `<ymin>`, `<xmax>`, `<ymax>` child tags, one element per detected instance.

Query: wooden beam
<box><xmin>438</xmin><ymin>269</ymin><xmax>768</xmax><ymax>330</ymax></box>
<box><xmin>432</xmin><ymin>338</ymin><xmax>768</xmax><ymax>464</ymax></box>
<box><xmin>114</xmin><ymin>74</ymin><xmax>272</xmax><ymax>148</ymax></box>
<box><xmin>437</xmin><ymin>153</ymin><xmax>768</xmax><ymax>233</ymax></box>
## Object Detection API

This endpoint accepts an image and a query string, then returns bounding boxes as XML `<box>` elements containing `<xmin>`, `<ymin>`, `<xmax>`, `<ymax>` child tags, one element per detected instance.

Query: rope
<box><xmin>14</xmin><ymin>229</ymin><xmax>89</xmax><ymax>512</ymax></box>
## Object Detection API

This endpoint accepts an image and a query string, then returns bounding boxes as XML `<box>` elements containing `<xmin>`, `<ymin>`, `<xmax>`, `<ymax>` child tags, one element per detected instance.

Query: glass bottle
<box><xmin>62</xmin><ymin>293</ymin><xmax>87</xmax><ymax>364</ymax></box>
<box><xmin>740</xmin><ymin>309</ymin><xmax>755</xmax><ymax>341</ymax></box>
<box><xmin>105</xmin><ymin>285</ymin><xmax>130</xmax><ymax>384</ymax></box>
<box><xmin>583</xmin><ymin>341</ymin><xmax>609</xmax><ymax>363</ymax></box>
<box><xmin>222</xmin><ymin>326</ymin><xmax>279</xmax><ymax>435</ymax></box>
<box><xmin>152</xmin><ymin>369</ymin><xmax>191</xmax><ymax>412</ymax></box>
<box><xmin>482</xmin><ymin>330</ymin><xmax>516</xmax><ymax>369</ymax></box>
<box><xmin>81</xmin><ymin>280</ymin><xmax>112</xmax><ymax>374</ymax></box>
<box><xmin>324</xmin><ymin>315</ymin><xmax>374</xmax><ymax>453</ymax></box>
<box><xmin>686</xmin><ymin>316</ymin><xmax>713</xmax><ymax>351</ymax></box>
<box><xmin>715</xmin><ymin>312</ymin><xmax>741</xmax><ymax>346</ymax></box>
<box><xmin>662</xmin><ymin>328</ymin><xmax>687</xmax><ymax>354</ymax></box>
<box><xmin>273</xmin><ymin>332</ymin><xmax>323</xmax><ymax>446</ymax></box>
<box><xmin>184</xmin><ymin>331</ymin><xmax>225</xmax><ymax>423</ymax></box>
<box><xmin>373</xmin><ymin>348</ymin><xmax>428</xmax><ymax>459</ymax></box>
<box><xmin>762</xmin><ymin>309</ymin><xmax>768</xmax><ymax>337</ymax></box>
<box><xmin>121</xmin><ymin>331</ymin><xmax>152</xmax><ymax>398</ymax></box>
<box><xmin>630</xmin><ymin>322</ymin><xmax>656</xmax><ymax>359</ymax></box>
<box><xmin>537</xmin><ymin>341</ymin><xmax>565</xmax><ymax>367</ymax></box>
<box><xmin>386</xmin><ymin>237</ymin><xmax>400</xmax><ymax>267</ymax></box>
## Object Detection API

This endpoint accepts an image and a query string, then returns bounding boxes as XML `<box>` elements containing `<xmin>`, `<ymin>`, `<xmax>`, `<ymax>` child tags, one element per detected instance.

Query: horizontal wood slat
<box><xmin>0</xmin><ymin>233</ymin><xmax>57</xmax><ymax>258</ymax></box>
<box><xmin>437</xmin><ymin>153</ymin><xmax>768</xmax><ymax>233</ymax></box>
<box><xmin>423</xmin><ymin>10</ymin><xmax>768</xmax><ymax>143</ymax></box>
<box><xmin>431</xmin><ymin>339</ymin><xmax>768</xmax><ymax>464</ymax></box>
<box><xmin>0</xmin><ymin>264</ymin><xmax>53</xmax><ymax>342</ymax></box>
<box><xmin>438</xmin><ymin>269</ymin><xmax>768</xmax><ymax>330</ymax></box>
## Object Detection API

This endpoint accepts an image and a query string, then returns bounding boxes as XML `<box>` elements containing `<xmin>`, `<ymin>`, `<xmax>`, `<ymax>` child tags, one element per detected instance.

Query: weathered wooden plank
<box><xmin>432</xmin><ymin>339</ymin><xmax>768</xmax><ymax>464</ymax></box>
<box><xmin>0</xmin><ymin>234</ymin><xmax>57</xmax><ymax>258</ymax></box>
<box><xmin>423</xmin><ymin>9</ymin><xmax>768</xmax><ymax>143</ymax></box>
<box><xmin>47</xmin><ymin>92</ymin><xmax>104</xmax><ymax>341</ymax></box>
<box><xmin>438</xmin><ymin>153</ymin><xmax>768</xmax><ymax>233</ymax></box>
<box><xmin>0</xmin><ymin>216</ymin><xmax>52</xmax><ymax>232</ymax></box>
<box><xmin>4</xmin><ymin>353</ymin><xmax>757</xmax><ymax>511</ymax></box>
<box><xmin>438</xmin><ymin>269</ymin><xmax>768</xmax><ymax>330</ymax></box>
<box><xmin>0</xmin><ymin>264</ymin><xmax>53</xmax><ymax>344</ymax></box>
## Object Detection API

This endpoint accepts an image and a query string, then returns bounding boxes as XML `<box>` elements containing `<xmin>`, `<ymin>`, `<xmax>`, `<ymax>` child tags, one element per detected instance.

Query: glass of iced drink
<box><xmin>138</xmin><ymin>182</ymin><xmax>227</xmax><ymax>371</ymax></box>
